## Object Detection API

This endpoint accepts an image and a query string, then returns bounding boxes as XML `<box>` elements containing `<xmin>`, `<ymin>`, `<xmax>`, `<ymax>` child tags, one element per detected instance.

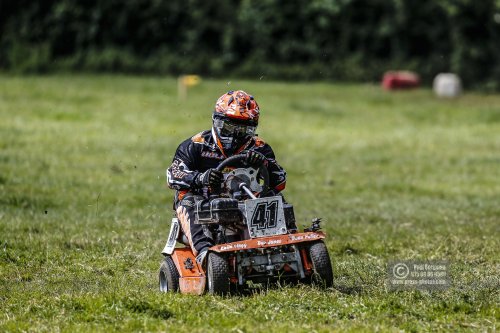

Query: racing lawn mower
<box><xmin>159</xmin><ymin>154</ymin><xmax>333</xmax><ymax>295</ymax></box>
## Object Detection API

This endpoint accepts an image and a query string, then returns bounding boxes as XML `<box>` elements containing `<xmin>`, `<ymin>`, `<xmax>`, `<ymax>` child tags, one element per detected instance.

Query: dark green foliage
<box><xmin>1</xmin><ymin>0</ymin><xmax>499</xmax><ymax>88</ymax></box>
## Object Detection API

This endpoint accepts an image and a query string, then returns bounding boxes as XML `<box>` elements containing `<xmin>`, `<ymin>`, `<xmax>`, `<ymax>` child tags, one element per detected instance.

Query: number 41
<box><xmin>251</xmin><ymin>200</ymin><xmax>278</xmax><ymax>230</ymax></box>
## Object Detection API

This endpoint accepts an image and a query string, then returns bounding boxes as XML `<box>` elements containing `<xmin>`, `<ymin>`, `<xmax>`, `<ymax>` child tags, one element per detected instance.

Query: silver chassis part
<box><xmin>236</xmin><ymin>244</ymin><xmax>306</xmax><ymax>285</ymax></box>
<box><xmin>226</xmin><ymin>167</ymin><xmax>262</xmax><ymax>193</ymax></box>
<box><xmin>161</xmin><ymin>217</ymin><xmax>180</xmax><ymax>255</ymax></box>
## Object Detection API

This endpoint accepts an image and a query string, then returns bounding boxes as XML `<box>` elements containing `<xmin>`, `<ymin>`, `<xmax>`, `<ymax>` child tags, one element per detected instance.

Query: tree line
<box><xmin>1</xmin><ymin>0</ymin><xmax>499</xmax><ymax>89</ymax></box>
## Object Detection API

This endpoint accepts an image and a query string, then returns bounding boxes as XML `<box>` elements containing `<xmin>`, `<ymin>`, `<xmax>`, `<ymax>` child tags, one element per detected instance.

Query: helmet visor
<box><xmin>213</xmin><ymin>118</ymin><xmax>256</xmax><ymax>138</ymax></box>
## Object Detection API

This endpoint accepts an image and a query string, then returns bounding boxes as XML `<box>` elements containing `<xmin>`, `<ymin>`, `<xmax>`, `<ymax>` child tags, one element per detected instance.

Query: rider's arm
<box><xmin>166</xmin><ymin>139</ymin><xmax>201</xmax><ymax>190</ymax></box>
<box><xmin>254</xmin><ymin>144</ymin><xmax>287</xmax><ymax>194</ymax></box>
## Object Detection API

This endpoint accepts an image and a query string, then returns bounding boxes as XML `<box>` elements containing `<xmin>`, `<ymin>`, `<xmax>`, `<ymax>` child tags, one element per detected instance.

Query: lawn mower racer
<box><xmin>160</xmin><ymin>90</ymin><xmax>333</xmax><ymax>294</ymax></box>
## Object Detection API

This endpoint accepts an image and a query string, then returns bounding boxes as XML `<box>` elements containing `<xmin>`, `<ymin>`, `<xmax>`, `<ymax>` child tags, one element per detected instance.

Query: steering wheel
<box><xmin>215</xmin><ymin>154</ymin><xmax>270</xmax><ymax>198</ymax></box>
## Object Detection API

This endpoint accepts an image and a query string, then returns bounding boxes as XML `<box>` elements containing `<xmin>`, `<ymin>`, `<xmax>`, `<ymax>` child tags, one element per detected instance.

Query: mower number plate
<box><xmin>245</xmin><ymin>196</ymin><xmax>287</xmax><ymax>238</ymax></box>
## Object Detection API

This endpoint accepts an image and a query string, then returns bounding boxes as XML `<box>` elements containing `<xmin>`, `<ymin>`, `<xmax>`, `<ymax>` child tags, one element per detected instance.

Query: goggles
<box><xmin>213</xmin><ymin>117</ymin><xmax>256</xmax><ymax>137</ymax></box>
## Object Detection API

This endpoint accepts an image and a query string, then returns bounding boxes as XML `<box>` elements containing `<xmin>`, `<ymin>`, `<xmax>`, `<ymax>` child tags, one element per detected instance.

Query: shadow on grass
<box><xmin>123</xmin><ymin>298</ymin><xmax>173</xmax><ymax>320</ymax></box>
<box><xmin>332</xmin><ymin>283</ymin><xmax>363</xmax><ymax>295</ymax></box>
<box><xmin>223</xmin><ymin>279</ymin><xmax>362</xmax><ymax>297</ymax></box>
<box><xmin>59</xmin><ymin>296</ymin><xmax>173</xmax><ymax>321</ymax></box>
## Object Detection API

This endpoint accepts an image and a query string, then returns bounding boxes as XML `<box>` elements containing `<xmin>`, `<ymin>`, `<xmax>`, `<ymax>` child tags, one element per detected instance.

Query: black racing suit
<box><xmin>166</xmin><ymin>129</ymin><xmax>287</xmax><ymax>255</ymax></box>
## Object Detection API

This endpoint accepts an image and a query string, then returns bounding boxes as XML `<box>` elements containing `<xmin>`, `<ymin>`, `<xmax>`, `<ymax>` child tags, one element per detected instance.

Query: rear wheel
<box><xmin>159</xmin><ymin>256</ymin><xmax>180</xmax><ymax>292</ymax></box>
<box><xmin>307</xmin><ymin>241</ymin><xmax>334</xmax><ymax>287</ymax></box>
<box><xmin>207</xmin><ymin>252</ymin><xmax>230</xmax><ymax>295</ymax></box>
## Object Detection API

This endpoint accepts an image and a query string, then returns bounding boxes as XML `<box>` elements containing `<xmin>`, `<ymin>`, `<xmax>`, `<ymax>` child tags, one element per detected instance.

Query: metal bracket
<box><xmin>304</xmin><ymin>218</ymin><xmax>322</xmax><ymax>232</ymax></box>
<box><xmin>292</xmin><ymin>245</ymin><xmax>306</xmax><ymax>279</ymax></box>
<box><xmin>184</xmin><ymin>258</ymin><xmax>194</xmax><ymax>270</ymax></box>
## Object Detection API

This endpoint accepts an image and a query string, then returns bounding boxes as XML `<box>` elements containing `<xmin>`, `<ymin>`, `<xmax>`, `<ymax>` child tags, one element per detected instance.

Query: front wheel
<box><xmin>207</xmin><ymin>252</ymin><xmax>230</xmax><ymax>295</ymax></box>
<box><xmin>159</xmin><ymin>256</ymin><xmax>180</xmax><ymax>292</ymax></box>
<box><xmin>307</xmin><ymin>241</ymin><xmax>334</xmax><ymax>287</ymax></box>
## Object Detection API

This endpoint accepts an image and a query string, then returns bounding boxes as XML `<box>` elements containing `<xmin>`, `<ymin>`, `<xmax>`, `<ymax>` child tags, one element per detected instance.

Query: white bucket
<box><xmin>433</xmin><ymin>73</ymin><xmax>462</xmax><ymax>98</ymax></box>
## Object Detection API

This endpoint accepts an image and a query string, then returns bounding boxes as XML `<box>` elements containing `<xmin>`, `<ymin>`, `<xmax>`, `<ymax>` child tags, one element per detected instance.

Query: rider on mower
<box><xmin>166</xmin><ymin>90</ymin><xmax>287</xmax><ymax>266</ymax></box>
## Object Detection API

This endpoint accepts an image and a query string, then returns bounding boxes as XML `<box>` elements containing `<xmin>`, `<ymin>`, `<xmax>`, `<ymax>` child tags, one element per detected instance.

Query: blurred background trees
<box><xmin>1</xmin><ymin>0</ymin><xmax>499</xmax><ymax>89</ymax></box>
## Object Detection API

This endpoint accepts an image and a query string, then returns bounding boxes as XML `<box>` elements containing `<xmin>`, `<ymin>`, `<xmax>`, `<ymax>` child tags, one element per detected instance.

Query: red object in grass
<box><xmin>382</xmin><ymin>71</ymin><xmax>420</xmax><ymax>90</ymax></box>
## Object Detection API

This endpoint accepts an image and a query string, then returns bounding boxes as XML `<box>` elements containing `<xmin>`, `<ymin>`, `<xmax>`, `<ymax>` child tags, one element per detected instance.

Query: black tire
<box><xmin>207</xmin><ymin>252</ymin><xmax>230</xmax><ymax>295</ymax></box>
<box><xmin>307</xmin><ymin>241</ymin><xmax>334</xmax><ymax>288</ymax></box>
<box><xmin>159</xmin><ymin>256</ymin><xmax>180</xmax><ymax>292</ymax></box>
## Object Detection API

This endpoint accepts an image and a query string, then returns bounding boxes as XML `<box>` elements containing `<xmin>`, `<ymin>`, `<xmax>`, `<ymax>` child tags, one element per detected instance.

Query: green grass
<box><xmin>0</xmin><ymin>74</ymin><xmax>499</xmax><ymax>332</ymax></box>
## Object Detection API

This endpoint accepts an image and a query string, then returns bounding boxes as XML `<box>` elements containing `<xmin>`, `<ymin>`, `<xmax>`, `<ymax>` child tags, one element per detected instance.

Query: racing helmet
<box><xmin>212</xmin><ymin>90</ymin><xmax>260</xmax><ymax>154</ymax></box>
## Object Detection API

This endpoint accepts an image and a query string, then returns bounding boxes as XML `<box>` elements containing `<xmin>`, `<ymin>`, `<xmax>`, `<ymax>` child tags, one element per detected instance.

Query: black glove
<box><xmin>245</xmin><ymin>150</ymin><xmax>266</xmax><ymax>166</ymax></box>
<box><xmin>196</xmin><ymin>168</ymin><xmax>223</xmax><ymax>188</ymax></box>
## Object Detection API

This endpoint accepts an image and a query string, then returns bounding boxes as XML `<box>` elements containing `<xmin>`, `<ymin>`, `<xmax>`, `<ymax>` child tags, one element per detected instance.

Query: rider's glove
<box><xmin>195</xmin><ymin>168</ymin><xmax>223</xmax><ymax>188</ymax></box>
<box><xmin>245</xmin><ymin>150</ymin><xmax>266</xmax><ymax>166</ymax></box>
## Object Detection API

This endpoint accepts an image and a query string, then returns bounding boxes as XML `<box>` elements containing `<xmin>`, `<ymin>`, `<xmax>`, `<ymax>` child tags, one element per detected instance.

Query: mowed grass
<box><xmin>0</xmin><ymin>74</ymin><xmax>499</xmax><ymax>332</ymax></box>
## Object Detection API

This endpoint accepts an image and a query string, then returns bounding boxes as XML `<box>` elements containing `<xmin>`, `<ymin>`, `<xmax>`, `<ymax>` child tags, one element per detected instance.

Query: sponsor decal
<box><xmin>201</xmin><ymin>151</ymin><xmax>224</xmax><ymax>159</ymax></box>
<box><xmin>219</xmin><ymin>243</ymin><xmax>247</xmax><ymax>251</ymax></box>
<box><xmin>170</xmin><ymin>159</ymin><xmax>188</xmax><ymax>178</ymax></box>
<box><xmin>256</xmin><ymin>239</ymin><xmax>282</xmax><ymax>246</ymax></box>
<box><xmin>289</xmin><ymin>233</ymin><xmax>320</xmax><ymax>241</ymax></box>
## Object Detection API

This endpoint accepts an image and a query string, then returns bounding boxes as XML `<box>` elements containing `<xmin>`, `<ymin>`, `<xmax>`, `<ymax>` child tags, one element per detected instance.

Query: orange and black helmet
<box><xmin>214</xmin><ymin>90</ymin><xmax>260</xmax><ymax>126</ymax></box>
<box><xmin>212</xmin><ymin>90</ymin><xmax>260</xmax><ymax>155</ymax></box>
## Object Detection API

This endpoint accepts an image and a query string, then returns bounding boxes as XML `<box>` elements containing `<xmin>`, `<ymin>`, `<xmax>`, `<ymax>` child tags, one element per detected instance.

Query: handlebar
<box><xmin>215</xmin><ymin>154</ymin><xmax>247</xmax><ymax>172</ymax></box>
<box><xmin>215</xmin><ymin>153</ymin><xmax>270</xmax><ymax>196</ymax></box>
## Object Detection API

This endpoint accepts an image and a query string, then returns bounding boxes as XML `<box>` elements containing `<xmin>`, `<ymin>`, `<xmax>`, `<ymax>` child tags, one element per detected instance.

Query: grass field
<box><xmin>0</xmin><ymin>74</ymin><xmax>499</xmax><ymax>332</ymax></box>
